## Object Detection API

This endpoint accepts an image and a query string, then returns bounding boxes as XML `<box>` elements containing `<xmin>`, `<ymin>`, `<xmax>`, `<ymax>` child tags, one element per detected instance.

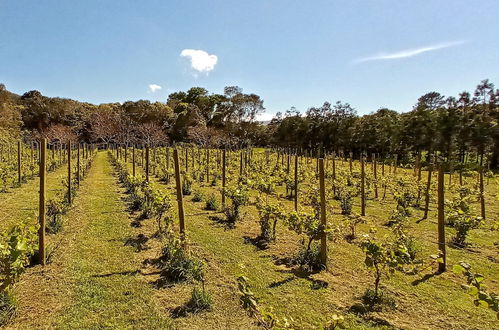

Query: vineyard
<box><xmin>0</xmin><ymin>142</ymin><xmax>497</xmax><ymax>329</ymax></box>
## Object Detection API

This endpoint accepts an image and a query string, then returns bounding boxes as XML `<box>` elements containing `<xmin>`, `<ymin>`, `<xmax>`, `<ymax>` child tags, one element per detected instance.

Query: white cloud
<box><xmin>148</xmin><ymin>84</ymin><xmax>162</xmax><ymax>93</ymax></box>
<box><xmin>256</xmin><ymin>112</ymin><xmax>275</xmax><ymax>122</ymax></box>
<box><xmin>354</xmin><ymin>40</ymin><xmax>467</xmax><ymax>63</ymax></box>
<box><xmin>180</xmin><ymin>49</ymin><xmax>218</xmax><ymax>73</ymax></box>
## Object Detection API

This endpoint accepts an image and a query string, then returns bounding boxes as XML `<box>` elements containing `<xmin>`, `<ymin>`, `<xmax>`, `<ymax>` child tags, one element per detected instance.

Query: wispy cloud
<box><xmin>353</xmin><ymin>40</ymin><xmax>468</xmax><ymax>64</ymax></box>
<box><xmin>148</xmin><ymin>84</ymin><xmax>162</xmax><ymax>93</ymax></box>
<box><xmin>180</xmin><ymin>49</ymin><xmax>218</xmax><ymax>74</ymax></box>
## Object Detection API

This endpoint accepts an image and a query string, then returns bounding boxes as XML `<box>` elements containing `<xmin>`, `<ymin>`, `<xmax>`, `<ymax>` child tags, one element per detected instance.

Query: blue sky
<box><xmin>1</xmin><ymin>0</ymin><xmax>498</xmax><ymax>119</ymax></box>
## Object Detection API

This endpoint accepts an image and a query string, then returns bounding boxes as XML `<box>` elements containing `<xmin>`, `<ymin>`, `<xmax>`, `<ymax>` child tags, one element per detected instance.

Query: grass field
<box><xmin>2</xmin><ymin>149</ymin><xmax>498</xmax><ymax>329</ymax></box>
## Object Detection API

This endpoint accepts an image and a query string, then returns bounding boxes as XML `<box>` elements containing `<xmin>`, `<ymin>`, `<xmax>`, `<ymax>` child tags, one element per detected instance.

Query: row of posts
<box><xmin>112</xmin><ymin>144</ymin><xmax>471</xmax><ymax>273</ymax></box>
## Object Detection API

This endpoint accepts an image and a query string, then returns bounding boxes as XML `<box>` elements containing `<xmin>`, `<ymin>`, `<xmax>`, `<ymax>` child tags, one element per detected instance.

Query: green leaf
<box><xmin>478</xmin><ymin>300</ymin><xmax>489</xmax><ymax>308</ymax></box>
<box><xmin>469</xmin><ymin>286</ymin><xmax>478</xmax><ymax>295</ymax></box>
<box><xmin>453</xmin><ymin>264</ymin><xmax>465</xmax><ymax>274</ymax></box>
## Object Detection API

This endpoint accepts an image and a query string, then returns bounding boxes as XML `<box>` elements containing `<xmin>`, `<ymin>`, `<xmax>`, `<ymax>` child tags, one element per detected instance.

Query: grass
<box><xmin>0</xmin><ymin>161</ymin><xmax>70</xmax><ymax>232</ymax></box>
<box><xmin>7</xmin><ymin>152</ymin><xmax>173</xmax><ymax>329</ymax></box>
<box><xmin>4</xmin><ymin>150</ymin><xmax>498</xmax><ymax>329</ymax></box>
<box><xmin>137</xmin><ymin>150</ymin><xmax>499</xmax><ymax>329</ymax></box>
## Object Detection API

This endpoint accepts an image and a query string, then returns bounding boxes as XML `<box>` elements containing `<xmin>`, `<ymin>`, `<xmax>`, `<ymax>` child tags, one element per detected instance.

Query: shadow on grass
<box><xmin>124</xmin><ymin>234</ymin><xmax>149</xmax><ymax>252</ymax></box>
<box><xmin>268</xmin><ymin>276</ymin><xmax>294</xmax><ymax>288</ymax></box>
<box><xmin>243</xmin><ymin>235</ymin><xmax>270</xmax><ymax>250</ymax></box>
<box><xmin>92</xmin><ymin>270</ymin><xmax>141</xmax><ymax>278</ymax></box>
<box><xmin>208</xmin><ymin>215</ymin><xmax>234</xmax><ymax>230</ymax></box>
<box><xmin>270</xmin><ymin>267</ymin><xmax>329</xmax><ymax>290</ymax></box>
<box><xmin>411</xmin><ymin>271</ymin><xmax>441</xmax><ymax>286</ymax></box>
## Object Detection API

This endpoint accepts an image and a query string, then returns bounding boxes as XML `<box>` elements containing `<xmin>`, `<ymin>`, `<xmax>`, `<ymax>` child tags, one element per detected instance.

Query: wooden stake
<box><xmin>422</xmin><ymin>155</ymin><xmax>433</xmax><ymax>220</ymax></box>
<box><xmin>361</xmin><ymin>155</ymin><xmax>366</xmax><ymax>216</ymax></box>
<box><xmin>145</xmin><ymin>145</ymin><xmax>150</xmax><ymax>182</ymax></box>
<box><xmin>294</xmin><ymin>154</ymin><xmax>298</xmax><ymax>211</ymax></box>
<box><xmin>38</xmin><ymin>138</ymin><xmax>47</xmax><ymax>266</ymax></box>
<box><xmin>222</xmin><ymin>149</ymin><xmax>226</xmax><ymax>208</ymax></box>
<box><xmin>479</xmin><ymin>154</ymin><xmax>486</xmax><ymax>219</ymax></box>
<box><xmin>67</xmin><ymin>141</ymin><xmax>72</xmax><ymax>205</ymax></box>
<box><xmin>166</xmin><ymin>146</ymin><xmax>170</xmax><ymax>171</ymax></box>
<box><xmin>173</xmin><ymin>149</ymin><xmax>186</xmax><ymax>241</ymax></box>
<box><xmin>206</xmin><ymin>148</ymin><xmax>210</xmax><ymax>183</ymax></box>
<box><xmin>319</xmin><ymin>158</ymin><xmax>327</xmax><ymax>269</ymax></box>
<box><xmin>332</xmin><ymin>151</ymin><xmax>336</xmax><ymax>196</ymax></box>
<box><xmin>132</xmin><ymin>145</ymin><xmax>136</xmax><ymax>176</ymax></box>
<box><xmin>17</xmin><ymin>141</ymin><xmax>21</xmax><ymax>184</ymax></box>
<box><xmin>437</xmin><ymin>162</ymin><xmax>446</xmax><ymax>273</ymax></box>
<box><xmin>373</xmin><ymin>153</ymin><xmax>378</xmax><ymax>199</ymax></box>
<box><xmin>77</xmin><ymin>143</ymin><xmax>81</xmax><ymax>186</ymax></box>
<box><xmin>349</xmin><ymin>152</ymin><xmax>353</xmax><ymax>174</ymax></box>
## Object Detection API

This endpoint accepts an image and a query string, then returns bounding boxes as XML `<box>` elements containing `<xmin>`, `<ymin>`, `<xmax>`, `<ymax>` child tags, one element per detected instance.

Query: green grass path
<box><xmin>9</xmin><ymin>152</ymin><xmax>172</xmax><ymax>329</ymax></box>
<box><xmin>54</xmin><ymin>152</ymin><xmax>172</xmax><ymax>329</ymax></box>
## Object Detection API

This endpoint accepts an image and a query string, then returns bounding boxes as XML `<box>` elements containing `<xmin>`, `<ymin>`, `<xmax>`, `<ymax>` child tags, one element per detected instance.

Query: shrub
<box><xmin>0</xmin><ymin>290</ymin><xmax>16</xmax><ymax>326</ymax></box>
<box><xmin>361</xmin><ymin>288</ymin><xmax>396</xmax><ymax>310</ymax></box>
<box><xmin>256</xmin><ymin>198</ymin><xmax>285</xmax><ymax>242</ymax></box>
<box><xmin>344</xmin><ymin>214</ymin><xmax>365</xmax><ymax>240</ymax></box>
<box><xmin>192</xmin><ymin>191</ymin><xmax>203</xmax><ymax>202</ymax></box>
<box><xmin>292</xmin><ymin>244</ymin><xmax>323</xmax><ymax>272</ymax></box>
<box><xmin>337</xmin><ymin>185</ymin><xmax>356</xmax><ymax>215</ymax></box>
<box><xmin>46</xmin><ymin>199</ymin><xmax>64</xmax><ymax>234</ymax></box>
<box><xmin>0</xmin><ymin>224</ymin><xmax>37</xmax><ymax>291</ymax></box>
<box><xmin>182</xmin><ymin>178</ymin><xmax>192</xmax><ymax>196</ymax></box>
<box><xmin>158</xmin><ymin>235</ymin><xmax>204</xmax><ymax>284</ymax></box>
<box><xmin>205</xmin><ymin>194</ymin><xmax>219</xmax><ymax>211</ymax></box>
<box><xmin>453</xmin><ymin>262</ymin><xmax>498</xmax><ymax>319</ymax></box>
<box><xmin>446</xmin><ymin>196</ymin><xmax>483</xmax><ymax>247</ymax></box>
<box><xmin>223</xmin><ymin>185</ymin><xmax>249</xmax><ymax>224</ymax></box>
<box><xmin>185</xmin><ymin>286</ymin><xmax>212</xmax><ymax>314</ymax></box>
<box><xmin>360</xmin><ymin>234</ymin><xmax>399</xmax><ymax>303</ymax></box>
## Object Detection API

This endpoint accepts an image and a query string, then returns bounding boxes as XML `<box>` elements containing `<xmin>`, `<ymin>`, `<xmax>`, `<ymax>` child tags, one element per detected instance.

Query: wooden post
<box><xmin>373</xmin><ymin>153</ymin><xmax>378</xmax><ymax>199</ymax></box>
<box><xmin>17</xmin><ymin>141</ymin><xmax>21</xmax><ymax>184</ymax></box>
<box><xmin>191</xmin><ymin>147</ymin><xmax>195</xmax><ymax>170</ymax></box>
<box><xmin>185</xmin><ymin>147</ymin><xmax>188</xmax><ymax>173</ymax></box>
<box><xmin>294</xmin><ymin>154</ymin><xmax>298</xmax><ymax>211</ymax></box>
<box><xmin>437</xmin><ymin>162</ymin><xmax>446</xmax><ymax>273</ymax></box>
<box><xmin>141</xmin><ymin>145</ymin><xmax>144</xmax><ymax>167</ymax></box>
<box><xmin>222</xmin><ymin>149</ymin><xmax>226</xmax><ymax>208</ymax></box>
<box><xmin>153</xmin><ymin>146</ymin><xmax>157</xmax><ymax>176</ymax></box>
<box><xmin>414</xmin><ymin>153</ymin><xmax>421</xmax><ymax>176</ymax></box>
<box><xmin>77</xmin><ymin>143</ymin><xmax>81</xmax><ymax>186</ymax></box>
<box><xmin>319</xmin><ymin>158</ymin><xmax>327</xmax><ymax>269</ymax></box>
<box><xmin>393</xmin><ymin>154</ymin><xmax>398</xmax><ymax>176</ymax></box>
<box><xmin>67</xmin><ymin>141</ymin><xmax>72</xmax><ymax>205</ymax></box>
<box><xmin>416</xmin><ymin>155</ymin><xmax>422</xmax><ymax>201</ymax></box>
<box><xmin>332</xmin><ymin>151</ymin><xmax>336</xmax><ymax>196</ymax></box>
<box><xmin>145</xmin><ymin>145</ymin><xmax>150</xmax><ymax>182</ymax></box>
<box><xmin>349</xmin><ymin>152</ymin><xmax>353</xmax><ymax>174</ymax></box>
<box><xmin>422</xmin><ymin>155</ymin><xmax>433</xmax><ymax>220</ymax></box>
<box><xmin>239</xmin><ymin>151</ymin><xmax>243</xmax><ymax>177</ymax></box>
<box><xmin>206</xmin><ymin>148</ymin><xmax>210</xmax><ymax>183</ymax></box>
<box><xmin>173</xmin><ymin>149</ymin><xmax>186</xmax><ymax>241</ymax></box>
<box><xmin>132</xmin><ymin>145</ymin><xmax>136</xmax><ymax>176</ymax></box>
<box><xmin>360</xmin><ymin>155</ymin><xmax>366</xmax><ymax>216</ymax></box>
<box><xmin>479</xmin><ymin>154</ymin><xmax>486</xmax><ymax>220</ymax></box>
<box><xmin>166</xmin><ymin>146</ymin><xmax>170</xmax><ymax>171</ymax></box>
<box><xmin>38</xmin><ymin>138</ymin><xmax>47</xmax><ymax>266</ymax></box>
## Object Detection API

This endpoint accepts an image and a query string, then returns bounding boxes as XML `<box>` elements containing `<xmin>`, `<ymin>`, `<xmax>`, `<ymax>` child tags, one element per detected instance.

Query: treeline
<box><xmin>270</xmin><ymin>80</ymin><xmax>499</xmax><ymax>168</ymax></box>
<box><xmin>0</xmin><ymin>80</ymin><xmax>498</xmax><ymax>168</ymax></box>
